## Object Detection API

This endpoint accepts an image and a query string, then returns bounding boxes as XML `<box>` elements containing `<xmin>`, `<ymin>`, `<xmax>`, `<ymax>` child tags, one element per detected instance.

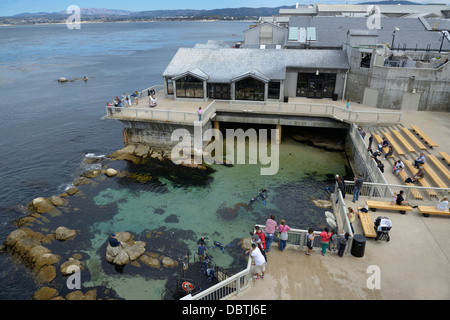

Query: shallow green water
<box><xmin>80</xmin><ymin>135</ymin><xmax>347</xmax><ymax>299</ymax></box>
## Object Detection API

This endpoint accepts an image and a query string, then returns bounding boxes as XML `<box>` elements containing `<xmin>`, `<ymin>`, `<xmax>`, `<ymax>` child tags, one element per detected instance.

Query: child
<box><xmin>329</xmin><ymin>230</ymin><xmax>338</xmax><ymax>252</ymax></box>
<box><xmin>305</xmin><ymin>228</ymin><xmax>315</xmax><ymax>255</ymax></box>
<box><xmin>390</xmin><ymin>193</ymin><xmax>397</xmax><ymax>206</ymax></box>
<box><xmin>319</xmin><ymin>228</ymin><xmax>331</xmax><ymax>256</ymax></box>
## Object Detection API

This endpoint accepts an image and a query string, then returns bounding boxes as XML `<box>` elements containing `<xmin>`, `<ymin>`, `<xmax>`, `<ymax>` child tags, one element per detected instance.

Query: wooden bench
<box><xmin>410</xmin><ymin>125</ymin><xmax>439</xmax><ymax>148</ymax></box>
<box><xmin>401</xmin><ymin>127</ymin><xmax>427</xmax><ymax>150</ymax></box>
<box><xmin>373</xmin><ymin>134</ymin><xmax>390</xmax><ymax>154</ymax></box>
<box><xmin>392</xmin><ymin>130</ymin><xmax>415</xmax><ymax>153</ymax></box>
<box><xmin>417</xmin><ymin>205</ymin><xmax>450</xmax><ymax>218</ymax></box>
<box><xmin>422</xmin><ymin>162</ymin><xmax>448</xmax><ymax>189</ymax></box>
<box><xmin>397</xmin><ymin>167</ymin><xmax>423</xmax><ymax>199</ymax></box>
<box><xmin>366</xmin><ymin>200</ymin><xmax>413</xmax><ymax>214</ymax></box>
<box><xmin>438</xmin><ymin>152</ymin><xmax>450</xmax><ymax>165</ymax></box>
<box><xmin>404</xmin><ymin>160</ymin><xmax>437</xmax><ymax>197</ymax></box>
<box><xmin>357</xmin><ymin>208</ymin><xmax>377</xmax><ymax>238</ymax></box>
<box><xmin>428</xmin><ymin>155</ymin><xmax>450</xmax><ymax>181</ymax></box>
<box><xmin>382</xmin><ymin>132</ymin><xmax>405</xmax><ymax>156</ymax></box>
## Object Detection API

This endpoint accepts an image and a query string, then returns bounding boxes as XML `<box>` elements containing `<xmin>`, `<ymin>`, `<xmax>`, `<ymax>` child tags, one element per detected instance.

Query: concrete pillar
<box><xmin>214</xmin><ymin>121</ymin><xmax>220</xmax><ymax>140</ymax></box>
<box><xmin>276</xmin><ymin>124</ymin><xmax>282</xmax><ymax>145</ymax></box>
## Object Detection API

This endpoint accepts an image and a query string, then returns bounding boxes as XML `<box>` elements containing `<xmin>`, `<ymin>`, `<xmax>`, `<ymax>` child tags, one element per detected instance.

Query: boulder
<box><xmin>31</xmin><ymin>197</ymin><xmax>55</xmax><ymax>214</ymax></box>
<box><xmin>312</xmin><ymin>199</ymin><xmax>332</xmax><ymax>209</ymax></box>
<box><xmin>66</xmin><ymin>289</ymin><xmax>97</xmax><ymax>300</ymax></box>
<box><xmin>12</xmin><ymin>238</ymin><xmax>40</xmax><ymax>257</ymax></box>
<box><xmin>49</xmin><ymin>196</ymin><xmax>65</xmax><ymax>206</ymax></box>
<box><xmin>34</xmin><ymin>253</ymin><xmax>60</xmax><ymax>273</ymax></box>
<box><xmin>4</xmin><ymin>229</ymin><xmax>28</xmax><ymax>248</ymax></box>
<box><xmin>24</xmin><ymin>245</ymin><xmax>50</xmax><ymax>266</ymax></box>
<box><xmin>32</xmin><ymin>287</ymin><xmax>58</xmax><ymax>300</ymax></box>
<box><xmin>140</xmin><ymin>254</ymin><xmax>161</xmax><ymax>269</ymax></box>
<box><xmin>66</xmin><ymin>187</ymin><xmax>79</xmax><ymax>196</ymax></box>
<box><xmin>161</xmin><ymin>256</ymin><xmax>177</xmax><ymax>269</ymax></box>
<box><xmin>124</xmin><ymin>241</ymin><xmax>146</xmax><ymax>261</ymax></box>
<box><xmin>105</xmin><ymin>244</ymin><xmax>129</xmax><ymax>266</ymax></box>
<box><xmin>134</xmin><ymin>144</ymin><xmax>150</xmax><ymax>157</ymax></box>
<box><xmin>82</xmin><ymin>169</ymin><xmax>101</xmax><ymax>179</ymax></box>
<box><xmin>55</xmin><ymin>226</ymin><xmax>77</xmax><ymax>241</ymax></box>
<box><xmin>37</xmin><ymin>265</ymin><xmax>56</xmax><ymax>284</ymax></box>
<box><xmin>105</xmin><ymin>168</ymin><xmax>118</xmax><ymax>177</ymax></box>
<box><xmin>60</xmin><ymin>258</ymin><xmax>82</xmax><ymax>276</ymax></box>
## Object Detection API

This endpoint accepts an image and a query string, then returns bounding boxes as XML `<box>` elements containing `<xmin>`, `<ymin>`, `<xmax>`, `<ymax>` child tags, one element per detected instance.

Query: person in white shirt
<box><xmin>245</xmin><ymin>244</ymin><xmax>266</xmax><ymax>279</ymax></box>
<box><xmin>437</xmin><ymin>197</ymin><xmax>449</xmax><ymax>211</ymax></box>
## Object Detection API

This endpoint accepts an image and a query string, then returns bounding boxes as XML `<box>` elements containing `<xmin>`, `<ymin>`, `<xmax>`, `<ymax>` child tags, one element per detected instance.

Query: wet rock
<box><xmin>60</xmin><ymin>258</ymin><xmax>83</xmax><ymax>276</ymax></box>
<box><xmin>124</xmin><ymin>241</ymin><xmax>146</xmax><ymax>261</ymax></box>
<box><xmin>66</xmin><ymin>187</ymin><xmax>79</xmax><ymax>196</ymax></box>
<box><xmin>65</xmin><ymin>289</ymin><xmax>97</xmax><ymax>300</ymax></box>
<box><xmin>312</xmin><ymin>199</ymin><xmax>332</xmax><ymax>209</ymax></box>
<box><xmin>105</xmin><ymin>168</ymin><xmax>118</xmax><ymax>177</ymax></box>
<box><xmin>140</xmin><ymin>254</ymin><xmax>161</xmax><ymax>269</ymax></box>
<box><xmin>55</xmin><ymin>226</ymin><xmax>77</xmax><ymax>241</ymax></box>
<box><xmin>49</xmin><ymin>195</ymin><xmax>65</xmax><ymax>206</ymax></box>
<box><xmin>37</xmin><ymin>265</ymin><xmax>56</xmax><ymax>284</ymax></box>
<box><xmin>161</xmin><ymin>256</ymin><xmax>177</xmax><ymax>269</ymax></box>
<box><xmin>34</xmin><ymin>253</ymin><xmax>60</xmax><ymax>273</ymax></box>
<box><xmin>31</xmin><ymin>197</ymin><xmax>55</xmax><ymax>214</ymax></box>
<box><xmin>82</xmin><ymin>169</ymin><xmax>101</xmax><ymax>179</ymax></box>
<box><xmin>134</xmin><ymin>144</ymin><xmax>150</xmax><ymax>157</ymax></box>
<box><xmin>32</xmin><ymin>287</ymin><xmax>58</xmax><ymax>300</ymax></box>
<box><xmin>4</xmin><ymin>229</ymin><xmax>28</xmax><ymax>248</ymax></box>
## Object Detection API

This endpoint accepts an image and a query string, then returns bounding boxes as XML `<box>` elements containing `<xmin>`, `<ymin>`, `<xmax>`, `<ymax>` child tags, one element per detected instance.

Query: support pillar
<box><xmin>276</xmin><ymin>124</ymin><xmax>282</xmax><ymax>145</ymax></box>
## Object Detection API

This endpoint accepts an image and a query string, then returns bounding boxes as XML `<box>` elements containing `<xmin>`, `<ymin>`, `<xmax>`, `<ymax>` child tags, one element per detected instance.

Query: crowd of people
<box><xmin>106</xmin><ymin>89</ymin><xmax>159</xmax><ymax>113</ymax></box>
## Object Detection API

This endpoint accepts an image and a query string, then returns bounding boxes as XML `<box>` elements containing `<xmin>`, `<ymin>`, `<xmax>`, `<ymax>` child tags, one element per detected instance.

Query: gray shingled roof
<box><xmin>162</xmin><ymin>48</ymin><xmax>350</xmax><ymax>83</ymax></box>
<box><xmin>287</xmin><ymin>16</ymin><xmax>450</xmax><ymax>51</ymax></box>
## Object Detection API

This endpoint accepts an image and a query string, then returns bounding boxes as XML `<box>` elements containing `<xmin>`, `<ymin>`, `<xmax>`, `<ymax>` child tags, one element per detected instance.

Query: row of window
<box><xmin>167</xmin><ymin>73</ymin><xmax>337</xmax><ymax>100</ymax></box>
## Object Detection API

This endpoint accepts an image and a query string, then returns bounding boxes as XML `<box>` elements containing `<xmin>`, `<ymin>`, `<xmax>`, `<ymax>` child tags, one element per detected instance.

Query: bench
<box><xmin>401</xmin><ymin>128</ymin><xmax>427</xmax><ymax>150</ymax></box>
<box><xmin>417</xmin><ymin>205</ymin><xmax>450</xmax><ymax>218</ymax></box>
<box><xmin>357</xmin><ymin>208</ymin><xmax>377</xmax><ymax>238</ymax></box>
<box><xmin>374</xmin><ymin>134</ymin><xmax>391</xmax><ymax>155</ymax></box>
<box><xmin>422</xmin><ymin>162</ymin><xmax>448</xmax><ymax>189</ymax></box>
<box><xmin>428</xmin><ymin>155</ymin><xmax>450</xmax><ymax>181</ymax></box>
<box><xmin>410</xmin><ymin>125</ymin><xmax>439</xmax><ymax>148</ymax></box>
<box><xmin>382</xmin><ymin>132</ymin><xmax>405</xmax><ymax>156</ymax></box>
<box><xmin>392</xmin><ymin>130</ymin><xmax>415</xmax><ymax>153</ymax></box>
<box><xmin>438</xmin><ymin>152</ymin><xmax>450</xmax><ymax>166</ymax></box>
<box><xmin>366</xmin><ymin>200</ymin><xmax>413</xmax><ymax>214</ymax></box>
<box><xmin>397</xmin><ymin>167</ymin><xmax>423</xmax><ymax>199</ymax></box>
<box><xmin>404</xmin><ymin>160</ymin><xmax>437</xmax><ymax>197</ymax></box>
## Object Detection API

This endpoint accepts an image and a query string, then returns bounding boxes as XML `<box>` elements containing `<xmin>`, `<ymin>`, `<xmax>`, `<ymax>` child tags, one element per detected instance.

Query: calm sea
<box><xmin>0</xmin><ymin>21</ymin><xmax>348</xmax><ymax>300</ymax></box>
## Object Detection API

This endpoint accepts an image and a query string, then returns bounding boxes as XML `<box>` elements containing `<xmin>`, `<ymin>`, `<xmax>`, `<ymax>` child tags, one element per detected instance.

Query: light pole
<box><xmin>391</xmin><ymin>27</ymin><xmax>399</xmax><ymax>50</ymax></box>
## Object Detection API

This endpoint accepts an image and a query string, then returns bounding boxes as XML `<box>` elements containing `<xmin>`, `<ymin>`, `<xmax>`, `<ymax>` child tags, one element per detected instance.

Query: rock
<box><xmin>31</xmin><ymin>197</ymin><xmax>55</xmax><ymax>214</ymax></box>
<box><xmin>24</xmin><ymin>245</ymin><xmax>50</xmax><ymax>267</ymax></box>
<box><xmin>82</xmin><ymin>169</ymin><xmax>101</xmax><ymax>179</ymax></box>
<box><xmin>4</xmin><ymin>229</ymin><xmax>28</xmax><ymax>248</ymax></box>
<box><xmin>66</xmin><ymin>289</ymin><xmax>97</xmax><ymax>300</ymax></box>
<box><xmin>60</xmin><ymin>258</ymin><xmax>82</xmax><ymax>276</ymax></box>
<box><xmin>37</xmin><ymin>265</ymin><xmax>56</xmax><ymax>284</ymax></box>
<box><xmin>105</xmin><ymin>168</ymin><xmax>118</xmax><ymax>177</ymax></box>
<box><xmin>162</xmin><ymin>256</ymin><xmax>177</xmax><ymax>269</ymax></box>
<box><xmin>58</xmin><ymin>77</ymin><xmax>68</xmax><ymax>82</ymax></box>
<box><xmin>34</xmin><ymin>253</ymin><xmax>60</xmax><ymax>273</ymax></box>
<box><xmin>49</xmin><ymin>196</ymin><xmax>65</xmax><ymax>206</ymax></box>
<box><xmin>105</xmin><ymin>244</ymin><xmax>129</xmax><ymax>266</ymax></box>
<box><xmin>66</xmin><ymin>187</ymin><xmax>79</xmax><ymax>196</ymax></box>
<box><xmin>55</xmin><ymin>226</ymin><xmax>76</xmax><ymax>241</ymax></box>
<box><xmin>124</xmin><ymin>241</ymin><xmax>146</xmax><ymax>261</ymax></box>
<box><xmin>32</xmin><ymin>287</ymin><xmax>58</xmax><ymax>300</ymax></box>
<box><xmin>134</xmin><ymin>144</ymin><xmax>150</xmax><ymax>157</ymax></box>
<box><xmin>140</xmin><ymin>254</ymin><xmax>161</xmax><ymax>269</ymax></box>
<box><xmin>312</xmin><ymin>199</ymin><xmax>332</xmax><ymax>209</ymax></box>
<box><xmin>12</xmin><ymin>238</ymin><xmax>40</xmax><ymax>257</ymax></box>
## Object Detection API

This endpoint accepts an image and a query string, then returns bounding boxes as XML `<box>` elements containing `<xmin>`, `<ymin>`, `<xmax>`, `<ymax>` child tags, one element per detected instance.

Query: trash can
<box><xmin>332</xmin><ymin>93</ymin><xmax>338</xmax><ymax>101</ymax></box>
<box><xmin>351</xmin><ymin>234</ymin><xmax>366</xmax><ymax>258</ymax></box>
<box><xmin>284</xmin><ymin>96</ymin><xmax>289</xmax><ymax>103</ymax></box>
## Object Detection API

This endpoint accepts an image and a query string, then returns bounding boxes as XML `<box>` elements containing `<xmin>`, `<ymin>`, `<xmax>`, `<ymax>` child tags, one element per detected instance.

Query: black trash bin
<box><xmin>332</xmin><ymin>93</ymin><xmax>338</xmax><ymax>101</ymax></box>
<box><xmin>351</xmin><ymin>234</ymin><xmax>366</xmax><ymax>258</ymax></box>
<box><xmin>284</xmin><ymin>96</ymin><xmax>289</xmax><ymax>103</ymax></box>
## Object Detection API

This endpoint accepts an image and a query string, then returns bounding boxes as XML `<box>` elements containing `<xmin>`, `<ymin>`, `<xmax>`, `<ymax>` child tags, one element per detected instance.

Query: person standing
<box><xmin>337</xmin><ymin>231</ymin><xmax>351</xmax><ymax>257</ymax></box>
<box><xmin>353</xmin><ymin>173</ymin><xmax>364</xmax><ymax>203</ymax></box>
<box><xmin>336</xmin><ymin>175</ymin><xmax>346</xmax><ymax>199</ymax></box>
<box><xmin>346</xmin><ymin>100</ymin><xmax>350</xmax><ymax>110</ymax></box>
<box><xmin>245</xmin><ymin>244</ymin><xmax>266</xmax><ymax>279</ymax></box>
<box><xmin>255</xmin><ymin>226</ymin><xmax>267</xmax><ymax>262</ymax></box>
<box><xmin>347</xmin><ymin>207</ymin><xmax>357</xmax><ymax>233</ymax></box>
<box><xmin>278</xmin><ymin>219</ymin><xmax>291</xmax><ymax>252</ymax></box>
<box><xmin>264</xmin><ymin>215</ymin><xmax>277</xmax><ymax>252</ymax></box>
<box><xmin>197</xmin><ymin>242</ymin><xmax>208</xmax><ymax>262</ymax></box>
<box><xmin>368</xmin><ymin>134</ymin><xmax>374</xmax><ymax>149</ymax></box>
<box><xmin>305</xmin><ymin>228</ymin><xmax>315</xmax><ymax>255</ymax></box>
<box><xmin>197</xmin><ymin>107</ymin><xmax>203</xmax><ymax>121</ymax></box>
<box><xmin>319</xmin><ymin>228</ymin><xmax>331</xmax><ymax>256</ymax></box>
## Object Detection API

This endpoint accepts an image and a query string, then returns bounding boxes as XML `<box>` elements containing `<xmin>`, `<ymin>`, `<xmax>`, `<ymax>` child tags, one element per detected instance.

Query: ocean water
<box><xmin>0</xmin><ymin>21</ymin><xmax>348</xmax><ymax>300</ymax></box>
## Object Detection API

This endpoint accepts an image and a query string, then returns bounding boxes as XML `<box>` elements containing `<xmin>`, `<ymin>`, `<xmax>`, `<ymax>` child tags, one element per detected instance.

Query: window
<box><xmin>208</xmin><ymin>83</ymin><xmax>231</xmax><ymax>100</ymax></box>
<box><xmin>175</xmin><ymin>75</ymin><xmax>204</xmax><ymax>98</ymax></box>
<box><xmin>235</xmin><ymin>77</ymin><xmax>265</xmax><ymax>101</ymax></box>
<box><xmin>360</xmin><ymin>52</ymin><xmax>372</xmax><ymax>68</ymax></box>
<box><xmin>167</xmin><ymin>78</ymin><xmax>174</xmax><ymax>95</ymax></box>
<box><xmin>268</xmin><ymin>81</ymin><xmax>281</xmax><ymax>99</ymax></box>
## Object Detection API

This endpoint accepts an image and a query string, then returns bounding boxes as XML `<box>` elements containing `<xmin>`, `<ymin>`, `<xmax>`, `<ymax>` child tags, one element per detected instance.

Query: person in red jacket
<box><xmin>319</xmin><ymin>228</ymin><xmax>331</xmax><ymax>256</ymax></box>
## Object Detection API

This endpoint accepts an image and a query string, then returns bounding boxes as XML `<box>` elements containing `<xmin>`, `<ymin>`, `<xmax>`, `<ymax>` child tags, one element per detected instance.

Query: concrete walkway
<box><xmin>231</xmin><ymin>105</ymin><xmax>450</xmax><ymax>300</ymax></box>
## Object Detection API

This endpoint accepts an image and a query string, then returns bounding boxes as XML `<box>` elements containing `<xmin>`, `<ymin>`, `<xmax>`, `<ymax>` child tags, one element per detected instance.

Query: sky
<box><xmin>0</xmin><ymin>0</ymin><xmax>439</xmax><ymax>16</ymax></box>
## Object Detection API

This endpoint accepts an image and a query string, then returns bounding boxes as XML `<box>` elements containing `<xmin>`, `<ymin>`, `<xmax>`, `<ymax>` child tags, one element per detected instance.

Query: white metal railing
<box><xmin>214</xmin><ymin>100</ymin><xmax>403</xmax><ymax>124</ymax></box>
<box><xmin>187</xmin><ymin>254</ymin><xmax>253</xmax><ymax>300</ymax></box>
<box><xmin>106</xmin><ymin>99</ymin><xmax>216</xmax><ymax>126</ymax></box>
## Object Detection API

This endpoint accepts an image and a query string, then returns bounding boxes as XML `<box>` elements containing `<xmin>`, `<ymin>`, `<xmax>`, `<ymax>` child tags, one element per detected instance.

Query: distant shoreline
<box><xmin>0</xmin><ymin>19</ymin><xmax>251</xmax><ymax>27</ymax></box>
